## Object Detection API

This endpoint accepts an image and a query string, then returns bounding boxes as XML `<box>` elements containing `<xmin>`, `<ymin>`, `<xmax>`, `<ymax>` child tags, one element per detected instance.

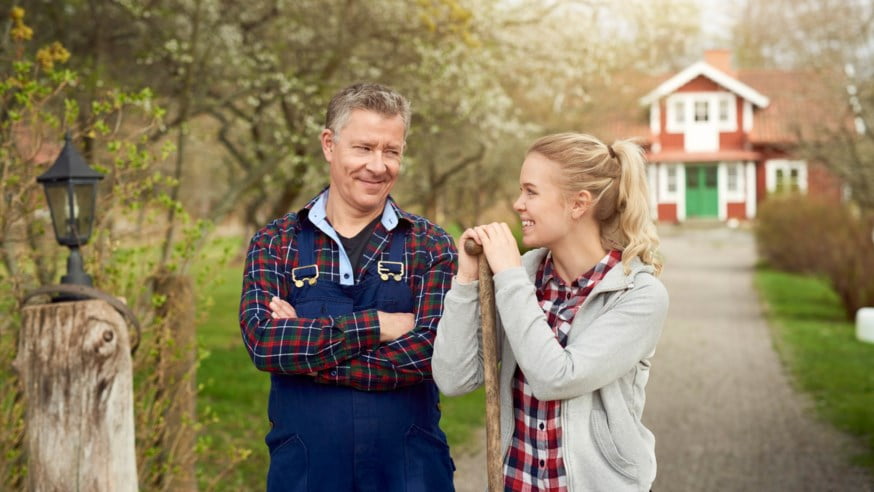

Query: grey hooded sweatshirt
<box><xmin>432</xmin><ymin>247</ymin><xmax>669</xmax><ymax>492</ymax></box>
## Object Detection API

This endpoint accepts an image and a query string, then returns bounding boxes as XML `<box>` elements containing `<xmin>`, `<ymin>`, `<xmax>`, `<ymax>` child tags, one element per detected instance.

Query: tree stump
<box><xmin>13</xmin><ymin>300</ymin><xmax>138</xmax><ymax>492</ymax></box>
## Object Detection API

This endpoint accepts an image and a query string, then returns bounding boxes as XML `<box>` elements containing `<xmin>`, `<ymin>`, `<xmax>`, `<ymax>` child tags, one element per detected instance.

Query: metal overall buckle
<box><xmin>292</xmin><ymin>265</ymin><xmax>319</xmax><ymax>287</ymax></box>
<box><xmin>377</xmin><ymin>261</ymin><xmax>404</xmax><ymax>281</ymax></box>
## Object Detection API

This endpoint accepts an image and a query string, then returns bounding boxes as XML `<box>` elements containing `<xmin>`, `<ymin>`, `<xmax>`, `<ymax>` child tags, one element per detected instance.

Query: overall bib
<box><xmin>265</xmin><ymin>220</ymin><xmax>455</xmax><ymax>492</ymax></box>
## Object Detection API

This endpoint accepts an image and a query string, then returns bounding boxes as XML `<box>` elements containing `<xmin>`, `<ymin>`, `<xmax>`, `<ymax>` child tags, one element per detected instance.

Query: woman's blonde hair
<box><xmin>527</xmin><ymin>133</ymin><xmax>662</xmax><ymax>275</ymax></box>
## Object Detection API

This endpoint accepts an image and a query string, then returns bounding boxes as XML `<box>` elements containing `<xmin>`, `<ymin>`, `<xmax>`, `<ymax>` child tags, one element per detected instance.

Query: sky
<box><xmin>696</xmin><ymin>0</ymin><xmax>740</xmax><ymax>46</ymax></box>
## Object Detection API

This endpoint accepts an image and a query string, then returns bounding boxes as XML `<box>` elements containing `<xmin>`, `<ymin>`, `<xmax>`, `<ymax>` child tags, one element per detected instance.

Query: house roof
<box><xmin>589</xmin><ymin>60</ymin><xmax>852</xmax><ymax>149</ymax></box>
<box><xmin>737</xmin><ymin>69</ymin><xmax>851</xmax><ymax>144</ymax></box>
<box><xmin>640</xmin><ymin>61</ymin><xmax>770</xmax><ymax>108</ymax></box>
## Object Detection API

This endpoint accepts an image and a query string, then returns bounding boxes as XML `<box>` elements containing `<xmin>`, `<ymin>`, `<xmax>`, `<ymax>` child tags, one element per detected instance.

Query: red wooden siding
<box><xmin>726</xmin><ymin>202</ymin><xmax>747</xmax><ymax>220</ymax></box>
<box><xmin>657</xmin><ymin>203</ymin><xmax>678</xmax><ymax>223</ymax></box>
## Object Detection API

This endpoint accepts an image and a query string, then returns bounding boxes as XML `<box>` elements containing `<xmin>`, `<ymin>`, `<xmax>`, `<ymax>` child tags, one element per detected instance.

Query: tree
<box><xmin>731</xmin><ymin>0</ymin><xmax>874</xmax><ymax>210</ymax></box>
<box><xmin>0</xmin><ymin>7</ymin><xmax>223</xmax><ymax>489</ymax></box>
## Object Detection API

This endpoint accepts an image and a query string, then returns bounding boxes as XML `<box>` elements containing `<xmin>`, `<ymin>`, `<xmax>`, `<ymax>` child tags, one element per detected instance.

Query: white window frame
<box><xmin>745</xmin><ymin>161</ymin><xmax>757</xmax><ymax>218</ymax></box>
<box><xmin>765</xmin><ymin>159</ymin><xmax>808</xmax><ymax>194</ymax></box>
<box><xmin>665</xmin><ymin>92</ymin><xmax>738</xmax><ymax>133</ymax></box>
<box><xmin>658</xmin><ymin>163</ymin><xmax>686</xmax><ymax>221</ymax></box>
<box><xmin>743</xmin><ymin>100</ymin><xmax>753</xmax><ymax>132</ymax></box>
<box><xmin>666</xmin><ymin>98</ymin><xmax>686</xmax><ymax>132</ymax></box>
<box><xmin>694</xmin><ymin>100</ymin><xmax>710</xmax><ymax>122</ymax></box>
<box><xmin>650</xmin><ymin>102</ymin><xmax>661</xmax><ymax>135</ymax></box>
<box><xmin>725</xmin><ymin>163</ymin><xmax>743</xmax><ymax>195</ymax></box>
<box><xmin>717</xmin><ymin>93</ymin><xmax>738</xmax><ymax>132</ymax></box>
<box><xmin>718</xmin><ymin>161</ymin><xmax>746</xmax><ymax>220</ymax></box>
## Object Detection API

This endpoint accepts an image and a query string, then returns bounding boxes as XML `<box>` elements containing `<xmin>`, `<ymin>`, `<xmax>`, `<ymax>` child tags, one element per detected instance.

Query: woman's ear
<box><xmin>570</xmin><ymin>190</ymin><xmax>593</xmax><ymax>220</ymax></box>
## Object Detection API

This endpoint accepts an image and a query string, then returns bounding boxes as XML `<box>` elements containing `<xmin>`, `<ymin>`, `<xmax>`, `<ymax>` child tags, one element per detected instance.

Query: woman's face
<box><xmin>513</xmin><ymin>152</ymin><xmax>574</xmax><ymax>249</ymax></box>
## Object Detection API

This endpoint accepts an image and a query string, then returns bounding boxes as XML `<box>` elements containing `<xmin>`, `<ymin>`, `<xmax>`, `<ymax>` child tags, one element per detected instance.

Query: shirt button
<box><xmin>330</xmin><ymin>370</ymin><xmax>337</xmax><ymax>376</ymax></box>
<box><xmin>343</xmin><ymin>273</ymin><xmax>350</xmax><ymax>279</ymax></box>
<box><xmin>539</xmin><ymin>422</ymin><xmax>545</xmax><ymax>430</ymax></box>
<box><xmin>539</xmin><ymin>459</ymin><xmax>545</xmax><ymax>467</ymax></box>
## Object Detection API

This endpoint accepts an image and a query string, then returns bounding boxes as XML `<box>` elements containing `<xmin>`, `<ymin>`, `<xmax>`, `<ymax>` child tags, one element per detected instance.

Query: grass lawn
<box><xmin>195</xmin><ymin>246</ymin><xmax>485</xmax><ymax>491</ymax></box>
<box><xmin>755</xmin><ymin>269</ymin><xmax>874</xmax><ymax>471</ymax></box>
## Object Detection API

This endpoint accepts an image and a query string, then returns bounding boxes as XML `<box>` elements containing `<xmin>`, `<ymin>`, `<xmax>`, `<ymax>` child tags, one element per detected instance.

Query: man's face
<box><xmin>321</xmin><ymin>109</ymin><xmax>405</xmax><ymax>216</ymax></box>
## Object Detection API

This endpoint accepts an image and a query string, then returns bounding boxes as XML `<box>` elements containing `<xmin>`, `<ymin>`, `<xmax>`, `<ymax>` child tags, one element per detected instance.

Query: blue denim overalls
<box><xmin>265</xmin><ymin>218</ymin><xmax>455</xmax><ymax>492</ymax></box>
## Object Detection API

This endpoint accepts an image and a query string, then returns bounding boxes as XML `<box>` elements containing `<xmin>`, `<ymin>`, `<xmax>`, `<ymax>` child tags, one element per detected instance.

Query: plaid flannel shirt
<box><xmin>504</xmin><ymin>249</ymin><xmax>621</xmax><ymax>491</ymax></box>
<box><xmin>239</xmin><ymin>190</ymin><xmax>457</xmax><ymax>391</ymax></box>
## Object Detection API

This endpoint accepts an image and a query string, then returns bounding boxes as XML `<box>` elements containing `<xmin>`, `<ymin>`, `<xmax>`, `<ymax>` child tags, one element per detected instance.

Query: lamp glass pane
<box><xmin>43</xmin><ymin>183</ymin><xmax>71</xmax><ymax>241</ymax></box>
<box><xmin>73</xmin><ymin>182</ymin><xmax>96</xmax><ymax>242</ymax></box>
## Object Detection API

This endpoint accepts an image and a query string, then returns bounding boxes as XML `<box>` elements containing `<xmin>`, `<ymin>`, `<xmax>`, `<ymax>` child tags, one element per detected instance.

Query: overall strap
<box><xmin>292</xmin><ymin>217</ymin><xmax>319</xmax><ymax>287</ymax></box>
<box><xmin>388</xmin><ymin>221</ymin><xmax>407</xmax><ymax>262</ymax></box>
<box><xmin>377</xmin><ymin>222</ymin><xmax>408</xmax><ymax>282</ymax></box>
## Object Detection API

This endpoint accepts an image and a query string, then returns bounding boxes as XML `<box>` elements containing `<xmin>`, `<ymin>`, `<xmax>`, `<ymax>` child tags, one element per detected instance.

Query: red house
<box><xmin>634</xmin><ymin>50</ymin><xmax>845</xmax><ymax>223</ymax></box>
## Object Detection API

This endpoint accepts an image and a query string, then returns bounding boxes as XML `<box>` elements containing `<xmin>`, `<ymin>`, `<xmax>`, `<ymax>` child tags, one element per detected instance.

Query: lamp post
<box><xmin>36</xmin><ymin>133</ymin><xmax>104</xmax><ymax>300</ymax></box>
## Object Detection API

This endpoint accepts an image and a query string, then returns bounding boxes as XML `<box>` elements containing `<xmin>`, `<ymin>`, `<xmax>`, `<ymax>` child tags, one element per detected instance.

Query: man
<box><xmin>239</xmin><ymin>83</ymin><xmax>457</xmax><ymax>492</ymax></box>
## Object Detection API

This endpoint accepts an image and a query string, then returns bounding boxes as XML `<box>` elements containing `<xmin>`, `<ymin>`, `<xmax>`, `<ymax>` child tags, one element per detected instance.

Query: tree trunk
<box><xmin>13</xmin><ymin>300</ymin><xmax>138</xmax><ymax>492</ymax></box>
<box><xmin>152</xmin><ymin>272</ymin><xmax>197</xmax><ymax>491</ymax></box>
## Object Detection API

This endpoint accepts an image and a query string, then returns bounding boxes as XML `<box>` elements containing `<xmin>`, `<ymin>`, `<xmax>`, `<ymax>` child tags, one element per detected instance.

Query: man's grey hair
<box><xmin>324</xmin><ymin>83</ymin><xmax>411</xmax><ymax>141</ymax></box>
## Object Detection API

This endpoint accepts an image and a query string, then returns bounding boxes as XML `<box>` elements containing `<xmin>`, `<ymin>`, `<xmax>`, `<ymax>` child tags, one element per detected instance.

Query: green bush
<box><xmin>755</xmin><ymin>195</ymin><xmax>874</xmax><ymax>319</ymax></box>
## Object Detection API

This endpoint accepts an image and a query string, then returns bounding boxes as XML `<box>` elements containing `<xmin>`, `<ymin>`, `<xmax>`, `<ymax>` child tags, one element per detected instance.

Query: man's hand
<box><xmin>378</xmin><ymin>311</ymin><xmax>415</xmax><ymax>342</ymax></box>
<box><xmin>269</xmin><ymin>296</ymin><xmax>319</xmax><ymax>376</ymax></box>
<box><xmin>456</xmin><ymin>227</ymin><xmax>481</xmax><ymax>284</ymax></box>
<box><xmin>269</xmin><ymin>296</ymin><xmax>297</xmax><ymax>319</ymax></box>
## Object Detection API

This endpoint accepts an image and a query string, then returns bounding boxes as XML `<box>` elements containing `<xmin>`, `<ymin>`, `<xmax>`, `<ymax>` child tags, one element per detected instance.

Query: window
<box><xmin>667</xmin><ymin>167</ymin><xmax>677</xmax><ymax>193</ymax></box>
<box><xmin>767</xmin><ymin>160</ymin><xmax>807</xmax><ymax>194</ymax></box>
<box><xmin>694</xmin><ymin>100</ymin><xmax>709</xmax><ymax>122</ymax></box>
<box><xmin>673</xmin><ymin>100</ymin><xmax>685</xmax><ymax>125</ymax></box>
<box><xmin>789</xmin><ymin>169</ymin><xmax>800</xmax><ymax>192</ymax></box>
<box><xmin>727</xmin><ymin>165</ymin><xmax>739</xmax><ymax>191</ymax></box>
<box><xmin>719</xmin><ymin>99</ymin><xmax>730</xmax><ymax>123</ymax></box>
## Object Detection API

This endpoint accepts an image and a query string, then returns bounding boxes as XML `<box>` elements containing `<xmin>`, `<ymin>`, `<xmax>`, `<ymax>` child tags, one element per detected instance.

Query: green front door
<box><xmin>685</xmin><ymin>165</ymin><xmax>718</xmax><ymax>217</ymax></box>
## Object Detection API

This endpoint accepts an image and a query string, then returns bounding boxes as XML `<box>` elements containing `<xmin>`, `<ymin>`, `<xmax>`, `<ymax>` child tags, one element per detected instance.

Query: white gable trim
<box><xmin>745</xmin><ymin>161</ymin><xmax>757</xmax><ymax>218</ymax></box>
<box><xmin>640</xmin><ymin>61</ymin><xmax>770</xmax><ymax>108</ymax></box>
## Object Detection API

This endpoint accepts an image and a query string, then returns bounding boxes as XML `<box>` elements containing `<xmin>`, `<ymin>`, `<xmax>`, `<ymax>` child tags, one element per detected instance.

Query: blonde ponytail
<box><xmin>610</xmin><ymin>140</ymin><xmax>662</xmax><ymax>275</ymax></box>
<box><xmin>527</xmin><ymin>133</ymin><xmax>662</xmax><ymax>275</ymax></box>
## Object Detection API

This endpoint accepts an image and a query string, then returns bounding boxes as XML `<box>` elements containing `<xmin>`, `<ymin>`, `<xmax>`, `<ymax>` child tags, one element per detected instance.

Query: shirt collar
<box><xmin>301</xmin><ymin>187</ymin><xmax>407</xmax><ymax>231</ymax></box>
<box><xmin>539</xmin><ymin>250</ymin><xmax>621</xmax><ymax>288</ymax></box>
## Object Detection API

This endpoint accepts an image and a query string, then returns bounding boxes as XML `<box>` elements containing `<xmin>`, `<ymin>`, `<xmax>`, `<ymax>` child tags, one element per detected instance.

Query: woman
<box><xmin>432</xmin><ymin>133</ymin><xmax>668</xmax><ymax>492</ymax></box>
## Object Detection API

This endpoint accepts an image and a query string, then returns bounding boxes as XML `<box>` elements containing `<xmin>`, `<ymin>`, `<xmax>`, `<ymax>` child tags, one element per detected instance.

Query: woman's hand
<box><xmin>456</xmin><ymin>227</ymin><xmax>482</xmax><ymax>284</ymax></box>
<box><xmin>474</xmin><ymin>222</ymin><xmax>522</xmax><ymax>275</ymax></box>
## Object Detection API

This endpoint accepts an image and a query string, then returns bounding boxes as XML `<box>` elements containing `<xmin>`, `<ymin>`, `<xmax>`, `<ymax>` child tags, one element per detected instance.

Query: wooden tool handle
<box><xmin>463</xmin><ymin>238</ymin><xmax>502</xmax><ymax>491</ymax></box>
<box><xmin>464</xmin><ymin>239</ymin><xmax>484</xmax><ymax>256</ymax></box>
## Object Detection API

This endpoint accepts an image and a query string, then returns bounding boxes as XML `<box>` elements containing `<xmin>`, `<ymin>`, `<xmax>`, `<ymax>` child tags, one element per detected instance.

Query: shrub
<box><xmin>755</xmin><ymin>195</ymin><xmax>874</xmax><ymax>319</ymax></box>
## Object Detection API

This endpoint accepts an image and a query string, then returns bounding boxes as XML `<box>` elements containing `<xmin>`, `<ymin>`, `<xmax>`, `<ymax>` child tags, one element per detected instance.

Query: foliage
<box><xmin>18</xmin><ymin>0</ymin><xmax>704</xmax><ymax>232</ymax></box>
<box><xmin>755</xmin><ymin>194</ymin><xmax>874</xmax><ymax>319</ymax></box>
<box><xmin>731</xmin><ymin>0</ymin><xmax>874</xmax><ymax>211</ymax></box>
<box><xmin>756</xmin><ymin>269</ymin><xmax>874</xmax><ymax>470</ymax></box>
<box><xmin>0</xmin><ymin>7</ymin><xmax>234</xmax><ymax>489</ymax></box>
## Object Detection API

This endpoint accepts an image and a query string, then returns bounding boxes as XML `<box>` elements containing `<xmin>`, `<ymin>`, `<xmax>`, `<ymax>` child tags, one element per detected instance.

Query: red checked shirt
<box><xmin>504</xmin><ymin>249</ymin><xmax>622</xmax><ymax>491</ymax></box>
<box><xmin>239</xmin><ymin>190</ymin><xmax>457</xmax><ymax>391</ymax></box>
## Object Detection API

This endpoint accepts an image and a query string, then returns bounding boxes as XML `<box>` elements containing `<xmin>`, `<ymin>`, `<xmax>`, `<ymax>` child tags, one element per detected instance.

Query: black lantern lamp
<box><xmin>36</xmin><ymin>133</ymin><xmax>104</xmax><ymax>293</ymax></box>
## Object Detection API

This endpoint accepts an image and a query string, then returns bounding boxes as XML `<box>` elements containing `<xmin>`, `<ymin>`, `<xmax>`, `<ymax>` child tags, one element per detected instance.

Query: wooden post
<box><xmin>13</xmin><ymin>300</ymin><xmax>138</xmax><ymax>492</ymax></box>
<box><xmin>464</xmin><ymin>239</ymin><xmax>503</xmax><ymax>491</ymax></box>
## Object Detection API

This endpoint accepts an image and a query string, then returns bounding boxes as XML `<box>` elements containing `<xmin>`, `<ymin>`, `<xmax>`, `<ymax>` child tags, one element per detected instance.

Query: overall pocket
<box><xmin>266</xmin><ymin>434</ymin><xmax>308</xmax><ymax>492</ymax></box>
<box><xmin>404</xmin><ymin>425</ymin><xmax>455</xmax><ymax>492</ymax></box>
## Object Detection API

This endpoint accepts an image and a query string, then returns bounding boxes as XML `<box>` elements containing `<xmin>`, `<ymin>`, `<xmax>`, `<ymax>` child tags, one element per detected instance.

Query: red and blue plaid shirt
<box><xmin>504</xmin><ymin>249</ymin><xmax>621</xmax><ymax>491</ymax></box>
<box><xmin>239</xmin><ymin>190</ymin><xmax>457</xmax><ymax>391</ymax></box>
